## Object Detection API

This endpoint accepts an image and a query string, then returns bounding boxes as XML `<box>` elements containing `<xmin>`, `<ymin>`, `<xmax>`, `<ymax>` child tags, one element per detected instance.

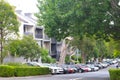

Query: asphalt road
<box><xmin>0</xmin><ymin>64</ymin><xmax>116</xmax><ymax>80</ymax></box>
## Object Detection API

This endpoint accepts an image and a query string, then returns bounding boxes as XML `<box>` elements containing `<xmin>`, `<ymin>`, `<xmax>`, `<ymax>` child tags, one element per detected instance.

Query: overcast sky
<box><xmin>6</xmin><ymin>0</ymin><xmax>120</xmax><ymax>13</ymax></box>
<box><xmin>6</xmin><ymin>0</ymin><xmax>38</xmax><ymax>13</ymax></box>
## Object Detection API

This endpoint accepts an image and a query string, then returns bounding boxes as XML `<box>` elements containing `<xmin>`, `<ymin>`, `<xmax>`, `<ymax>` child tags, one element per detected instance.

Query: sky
<box><xmin>6</xmin><ymin>0</ymin><xmax>120</xmax><ymax>13</ymax></box>
<box><xmin>6</xmin><ymin>0</ymin><xmax>38</xmax><ymax>13</ymax></box>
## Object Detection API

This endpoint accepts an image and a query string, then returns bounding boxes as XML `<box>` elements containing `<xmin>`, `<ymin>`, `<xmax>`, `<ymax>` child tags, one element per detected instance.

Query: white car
<box><xmin>49</xmin><ymin>66</ymin><xmax>64</xmax><ymax>74</ymax></box>
<box><xmin>38</xmin><ymin>63</ymin><xmax>64</xmax><ymax>75</ymax></box>
<box><xmin>87</xmin><ymin>64</ymin><xmax>99</xmax><ymax>71</ymax></box>
<box><xmin>116</xmin><ymin>62</ymin><xmax>120</xmax><ymax>68</ymax></box>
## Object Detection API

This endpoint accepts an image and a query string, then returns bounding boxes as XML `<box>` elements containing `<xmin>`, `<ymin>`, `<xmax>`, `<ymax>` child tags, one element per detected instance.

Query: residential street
<box><xmin>0</xmin><ymin>64</ymin><xmax>116</xmax><ymax>80</ymax></box>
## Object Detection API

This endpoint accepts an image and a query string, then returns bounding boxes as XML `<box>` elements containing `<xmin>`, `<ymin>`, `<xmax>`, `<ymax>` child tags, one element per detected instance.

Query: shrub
<box><xmin>0</xmin><ymin>65</ymin><xmax>14</xmax><ymax>77</ymax></box>
<box><xmin>109</xmin><ymin>69</ymin><xmax>120</xmax><ymax>80</ymax></box>
<box><xmin>6</xmin><ymin>62</ymin><xmax>23</xmax><ymax>66</ymax></box>
<box><xmin>14</xmin><ymin>66</ymin><xmax>50</xmax><ymax>77</ymax></box>
<box><xmin>0</xmin><ymin>65</ymin><xmax>50</xmax><ymax>77</ymax></box>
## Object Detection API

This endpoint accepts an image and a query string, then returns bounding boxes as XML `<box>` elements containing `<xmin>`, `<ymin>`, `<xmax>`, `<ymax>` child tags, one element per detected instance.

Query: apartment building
<box><xmin>16</xmin><ymin>10</ymin><xmax>52</xmax><ymax>55</ymax></box>
<box><xmin>3</xmin><ymin>10</ymin><xmax>61</xmax><ymax>63</ymax></box>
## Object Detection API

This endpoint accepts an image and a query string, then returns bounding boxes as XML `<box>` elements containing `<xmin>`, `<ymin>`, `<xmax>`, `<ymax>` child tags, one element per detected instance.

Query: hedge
<box><xmin>0</xmin><ymin>65</ymin><xmax>14</xmax><ymax>77</ymax></box>
<box><xmin>109</xmin><ymin>69</ymin><xmax>120</xmax><ymax>80</ymax></box>
<box><xmin>14</xmin><ymin>67</ymin><xmax>50</xmax><ymax>77</ymax></box>
<box><xmin>0</xmin><ymin>65</ymin><xmax>50</xmax><ymax>77</ymax></box>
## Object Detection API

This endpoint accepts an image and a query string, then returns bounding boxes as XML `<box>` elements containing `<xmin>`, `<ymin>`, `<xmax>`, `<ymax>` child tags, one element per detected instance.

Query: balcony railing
<box><xmin>51</xmin><ymin>38</ymin><xmax>57</xmax><ymax>43</ymax></box>
<box><xmin>24</xmin><ymin>32</ymin><xmax>33</xmax><ymax>36</ymax></box>
<box><xmin>35</xmin><ymin>34</ymin><xmax>43</xmax><ymax>38</ymax></box>
<box><xmin>44</xmin><ymin>35</ymin><xmax>50</xmax><ymax>41</ymax></box>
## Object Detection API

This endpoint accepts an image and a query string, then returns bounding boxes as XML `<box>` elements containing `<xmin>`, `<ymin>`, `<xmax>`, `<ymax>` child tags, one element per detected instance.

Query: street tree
<box><xmin>36</xmin><ymin>0</ymin><xmax>120</xmax><ymax>41</ymax></box>
<box><xmin>95</xmin><ymin>40</ymin><xmax>109</xmax><ymax>61</ymax></box>
<box><xmin>72</xmin><ymin>36</ymin><xmax>95</xmax><ymax>63</ymax></box>
<box><xmin>0</xmin><ymin>0</ymin><xmax>19</xmax><ymax>64</ymax></box>
<box><xmin>110</xmin><ymin>40</ymin><xmax>120</xmax><ymax>57</ymax></box>
<box><xmin>36</xmin><ymin>0</ymin><xmax>120</xmax><ymax>63</ymax></box>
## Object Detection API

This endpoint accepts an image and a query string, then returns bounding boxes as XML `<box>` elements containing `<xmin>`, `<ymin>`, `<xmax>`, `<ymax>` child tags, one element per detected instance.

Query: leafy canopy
<box><xmin>6</xmin><ymin>36</ymin><xmax>41</xmax><ymax>61</ymax></box>
<box><xmin>36</xmin><ymin>0</ymin><xmax>120</xmax><ymax>41</ymax></box>
<box><xmin>0</xmin><ymin>0</ymin><xmax>19</xmax><ymax>64</ymax></box>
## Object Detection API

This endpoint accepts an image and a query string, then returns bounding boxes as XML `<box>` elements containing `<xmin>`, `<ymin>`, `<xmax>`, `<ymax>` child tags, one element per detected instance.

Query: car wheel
<box><xmin>79</xmin><ymin>69</ymin><xmax>82</xmax><ymax>73</ymax></box>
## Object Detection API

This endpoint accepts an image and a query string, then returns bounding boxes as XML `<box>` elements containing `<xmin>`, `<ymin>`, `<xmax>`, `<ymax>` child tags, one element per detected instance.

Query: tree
<box><xmin>110</xmin><ymin>0</ymin><xmax>120</xmax><ymax>40</ymax></box>
<box><xmin>40</xmin><ymin>48</ymin><xmax>56</xmax><ymax>63</ymax></box>
<box><xmin>71</xmin><ymin>36</ymin><xmax>95</xmax><ymax>63</ymax></box>
<box><xmin>112</xmin><ymin>40</ymin><xmax>120</xmax><ymax>57</ymax></box>
<box><xmin>4</xmin><ymin>39</ymin><xmax>21</xmax><ymax>57</ymax></box>
<box><xmin>95</xmin><ymin>40</ymin><xmax>109</xmax><ymax>61</ymax></box>
<box><xmin>0</xmin><ymin>0</ymin><xmax>19</xmax><ymax>64</ymax></box>
<box><xmin>6</xmin><ymin>36</ymin><xmax>41</xmax><ymax>62</ymax></box>
<box><xmin>36</xmin><ymin>0</ymin><xmax>120</xmax><ymax>63</ymax></box>
<box><xmin>36</xmin><ymin>0</ymin><xmax>120</xmax><ymax>41</ymax></box>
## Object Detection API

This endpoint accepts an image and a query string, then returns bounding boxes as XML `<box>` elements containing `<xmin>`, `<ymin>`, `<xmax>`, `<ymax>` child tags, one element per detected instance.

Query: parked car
<box><xmin>86</xmin><ymin>64</ymin><xmax>99</xmax><ymax>71</ymax></box>
<box><xmin>116</xmin><ymin>62</ymin><xmax>120</xmax><ymax>68</ymax></box>
<box><xmin>75</xmin><ymin>64</ymin><xmax>85</xmax><ymax>73</ymax></box>
<box><xmin>76</xmin><ymin>64</ymin><xmax>92</xmax><ymax>72</ymax></box>
<box><xmin>98</xmin><ymin>62</ymin><xmax>108</xmax><ymax>68</ymax></box>
<box><xmin>67</xmin><ymin>65</ymin><xmax>77</xmax><ymax>73</ymax></box>
<box><xmin>94</xmin><ymin>63</ymin><xmax>103</xmax><ymax>69</ymax></box>
<box><xmin>58</xmin><ymin>65</ymin><xmax>69</xmax><ymax>74</ymax></box>
<box><xmin>40</xmin><ymin>63</ymin><xmax>64</xmax><ymax>75</ymax></box>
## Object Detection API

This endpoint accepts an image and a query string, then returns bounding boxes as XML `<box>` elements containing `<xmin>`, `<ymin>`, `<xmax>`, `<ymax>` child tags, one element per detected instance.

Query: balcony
<box><xmin>24</xmin><ymin>32</ymin><xmax>33</xmax><ymax>36</ymax></box>
<box><xmin>44</xmin><ymin>35</ymin><xmax>50</xmax><ymax>41</ymax></box>
<box><xmin>35</xmin><ymin>34</ymin><xmax>43</xmax><ymax>39</ymax></box>
<box><xmin>51</xmin><ymin>38</ymin><xmax>57</xmax><ymax>43</ymax></box>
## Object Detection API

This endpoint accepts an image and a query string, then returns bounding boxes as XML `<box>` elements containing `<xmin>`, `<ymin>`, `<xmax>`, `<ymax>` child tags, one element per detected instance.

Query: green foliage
<box><xmin>40</xmin><ymin>48</ymin><xmax>56</xmax><ymax>63</ymax></box>
<box><xmin>36</xmin><ymin>0</ymin><xmax>120</xmax><ymax>41</ymax></box>
<box><xmin>19</xmin><ymin>36</ymin><xmax>41</xmax><ymax>61</ymax></box>
<box><xmin>0</xmin><ymin>65</ymin><xmax>14</xmax><ymax>77</ymax></box>
<box><xmin>113</xmin><ymin>40</ymin><xmax>120</xmax><ymax>57</ymax></box>
<box><xmin>0</xmin><ymin>0</ymin><xmax>19</xmax><ymax>33</ymax></box>
<box><xmin>0</xmin><ymin>0</ymin><xmax>19</xmax><ymax>64</ymax></box>
<box><xmin>5</xmin><ymin>62</ymin><xmax>25</xmax><ymax>66</ymax></box>
<box><xmin>14</xmin><ymin>67</ymin><xmax>49</xmax><ymax>76</ymax></box>
<box><xmin>96</xmin><ymin>40</ymin><xmax>108</xmax><ymax>58</ymax></box>
<box><xmin>109</xmin><ymin>69</ymin><xmax>120</xmax><ymax>80</ymax></box>
<box><xmin>114</xmin><ymin>50</ymin><xmax>120</xmax><ymax>58</ymax></box>
<box><xmin>4</xmin><ymin>39</ymin><xmax>21</xmax><ymax>56</ymax></box>
<box><xmin>36</xmin><ymin>0</ymin><xmax>120</xmax><ymax>63</ymax></box>
<box><xmin>65</xmin><ymin>55</ymin><xmax>70</xmax><ymax>64</ymax></box>
<box><xmin>6</xmin><ymin>36</ymin><xmax>41</xmax><ymax>61</ymax></box>
<box><xmin>0</xmin><ymin>65</ymin><xmax>50</xmax><ymax>77</ymax></box>
<box><xmin>71</xmin><ymin>36</ymin><xmax>96</xmax><ymax>63</ymax></box>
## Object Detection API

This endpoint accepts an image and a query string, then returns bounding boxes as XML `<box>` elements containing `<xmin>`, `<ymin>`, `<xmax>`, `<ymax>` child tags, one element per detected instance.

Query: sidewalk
<box><xmin>82</xmin><ymin>77</ymin><xmax>110</xmax><ymax>80</ymax></box>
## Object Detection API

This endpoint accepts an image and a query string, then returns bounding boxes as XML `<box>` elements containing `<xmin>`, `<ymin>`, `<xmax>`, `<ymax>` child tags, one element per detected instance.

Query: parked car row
<box><xmin>24</xmin><ymin>62</ymin><xmax>63</xmax><ymax>74</ymax></box>
<box><xmin>23</xmin><ymin>59</ymin><xmax>119</xmax><ymax>75</ymax></box>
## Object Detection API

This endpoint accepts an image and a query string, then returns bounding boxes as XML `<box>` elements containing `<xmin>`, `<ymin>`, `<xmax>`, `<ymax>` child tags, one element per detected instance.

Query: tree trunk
<box><xmin>0</xmin><ymin>28</ymin><xmax>3</xmax><ymax>64</ymax></box>
<box><xmin>81</xmin><ymin>52</ymin><xmax>86</xmax><ymax>63</ymax></box>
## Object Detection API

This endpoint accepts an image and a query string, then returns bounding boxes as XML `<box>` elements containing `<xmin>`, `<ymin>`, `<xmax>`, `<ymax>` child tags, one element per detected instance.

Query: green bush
<box><xmin>0</xmin><ymin>65</ymin><xmax>50</xmax><ymax>77</ymax></box>
<box><xmin>0</xmin><ymin>65</ymin><xmax>14</xmax><ymax>77</ymax></box>
<box><xmin>14</xmin><ymin>67</ymin><xmax>50</xmax><ymax>76</ymax></box>
<box><xmin>109</xmin><ymin>69</ymin><xmax>120</xmax><ymax>80</ymax></box>
<box><xmin>40</xmin><ymin>67</ymin><xmax>50</xmax><ymax>74</ymax></box>
<box><xmin>6</xmin><ymin>62</ymin><xmax>23</xmax><ymax>66</ymax></box>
